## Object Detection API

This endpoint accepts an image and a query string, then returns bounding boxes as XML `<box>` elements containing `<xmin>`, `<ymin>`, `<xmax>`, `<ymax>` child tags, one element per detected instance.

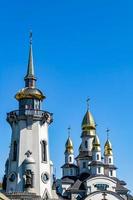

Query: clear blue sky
<box><xmin>0</xmin><ymin>0</ymin><xmax>133</xmax><ymax>193</ymax></box>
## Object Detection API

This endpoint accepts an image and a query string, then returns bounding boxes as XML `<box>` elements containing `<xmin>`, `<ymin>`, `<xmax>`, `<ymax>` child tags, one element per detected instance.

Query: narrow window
<box><xmin>98</xmin><ymin>167</ymin><xmax>101</xmax><ymax>174</ymax></box>
<box><xmin>110</xmin><ymin>170</ymin><xmax>113</xmax><ymax>176</ymax></box>
<box><xmin>70</xmin><ymin>169</ymin><xmax>73</xmax><ymax>176</ymax></box>
<box><xmin>97</xmin><ymin>154</ymin><xmax>100</xmax><ymax>161</ymax></box>
<box><xmin>13</xmin><ymin>141</ymin><xmax>17</xmax><ymax>161</ymax></box>
<box><xmin>69</xmin><ymin>156</ymin><xmax>72</xmax><ymax>162</ymax></box>
<box><xmin>109</xmin><ymin>158</ymin><xmax>111</xmax><ymax>163</ymax></box>
<box><xmin>85</xmin><ymin>140</ymin><xmax>88</xmax><ymax>148</ymax></box>
<box><xmin>83</xmin><ymin>162</ymin><xmax>86</xmax><ymax>168</ymax></box>
<box><xmin>41</xmin><ymin>140</ymin><xmax>47</xmax><ymax>162</ymax></box>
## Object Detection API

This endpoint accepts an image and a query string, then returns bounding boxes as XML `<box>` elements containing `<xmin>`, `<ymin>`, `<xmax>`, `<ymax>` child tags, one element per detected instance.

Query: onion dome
<box><xmin>15</xmin><ymin>87</ymin><xmax>45</xmax><ymax>101</ymax></box>
<box><xmin>82</xmin><ymin>110</ymin><xmax>96</xmax><ymax>130</ymax></box>
<box><xmin>104</xmin><ymin>139</ymin><xmax>113</xmax><ymax>156</ymax></box>
<box><xmin>92</xmin><ymin>135</ymin><xmax>101</xmax><ymax>151</ymax></box>
<box><xmin>81</xmin><ymin>110</ymin><xmax>96</xmax><ymax>137</ymax></box>
<box><xmin>65</xmin><ymin>137</ymin><xmax>74</xmax><ymax>154</ymax></box>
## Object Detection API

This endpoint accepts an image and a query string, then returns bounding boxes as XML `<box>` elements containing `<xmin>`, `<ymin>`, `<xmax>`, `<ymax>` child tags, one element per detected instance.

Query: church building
<box><xmin>1</xmin><ymin>35</ymin><xmax>133</xmax><ymax>200</ymax></box>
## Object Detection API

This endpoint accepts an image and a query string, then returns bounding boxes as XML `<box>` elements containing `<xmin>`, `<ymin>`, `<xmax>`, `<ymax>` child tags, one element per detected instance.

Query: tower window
<box><xmin>110</xmin><ymin>170</ymin><xmax>113</xmax><ymax>176</ymax></box>
<box><xmin>41</xmin><ymin>140</ymin><xmax>47</xmax><ymax>162</ymax></box>
<box><xmin>98</xmin><ymin>167</ymin><xmax>101</xmax><ymax>174</ymax></box>
<box><xmin>85</xmin><ymin>140</ymin><xmax>88</xmax><ymax>148</ymax></box>
<box><xmin>109</xmin><ymin>158</ymin><xmax>111</xmax><ymax>163</ymax></box>
<box><xmin>70</xmin><ymin>169</ymin><xmax>73</xmax><ymax>176</ymax></box>
<box><xmin>83</xmin><ymin>162</ymin><xmax>86</xmax><ymax>168</ymax></box>
<box><xmin>12</xmin><ymin>141</ymin><xmax>17</xmax><ymax>161</ymax></box>
<box><xmin>69</xmin><ymin>156</ymin><xmax>72</xmax><ymax>162</ymax></box>
<box><xmin>97</xmin><ymin>154</ymin><xmax>100</xmax><ymax>161</ymax></box>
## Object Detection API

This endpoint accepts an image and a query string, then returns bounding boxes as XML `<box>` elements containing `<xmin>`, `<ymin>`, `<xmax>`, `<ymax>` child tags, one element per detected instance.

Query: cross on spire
<box><xmin>106</xmin><ymin>128</ymin><xmax>110</xmax><ymax>140</ymax></box>
<box><xmin>68</xmin><ymin>126</ymin><xmax>71</xmax><ymax>137</ymax></box>
<box><xmin>86</xmin><ymin>97</ymin><xmax>90</xmax><ymax>110</ymax></box>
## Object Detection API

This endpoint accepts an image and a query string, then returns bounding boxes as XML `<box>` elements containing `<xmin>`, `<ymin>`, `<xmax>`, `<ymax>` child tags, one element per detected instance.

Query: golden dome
<box><xmin>82</xmin><ymin>110</ymin><xmax>96</xmax><ymax>130</ymax></box>
<box><xmin>65</xmin><ymin>137</ymin><xmax>74</xmax><ymax>154</ymax></box>
<box><xmin>15</xmin><ymin>87</ymin><xmax>45</xmax><ymax>101</ymax></box>
<box><xmin>104</xmin><ymin>139</ymin><xmax>113</xmax><ymax>156</ymax></box>
<box><xmin>92</xmin><ymin>135</ymin><xmax>101</xmax><ymax>151</ymax></box>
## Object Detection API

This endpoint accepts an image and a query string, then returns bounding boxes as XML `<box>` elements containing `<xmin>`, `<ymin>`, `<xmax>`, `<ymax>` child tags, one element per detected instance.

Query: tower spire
<box><xmin>25</xmin><ymin>31</ymin><xmax>36</xmax><ymax>88</ymax></box>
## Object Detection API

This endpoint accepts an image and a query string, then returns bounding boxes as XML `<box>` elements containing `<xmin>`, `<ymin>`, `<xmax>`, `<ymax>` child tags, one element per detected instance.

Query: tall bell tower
<box><xmin>4</xmin><ymin>33</ymin><xmax>53</xmax><ymax>199</ymax></box>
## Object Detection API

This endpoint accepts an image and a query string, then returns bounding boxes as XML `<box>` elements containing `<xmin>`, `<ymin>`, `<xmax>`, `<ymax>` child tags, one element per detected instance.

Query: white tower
<box><xmin>89</xmin><ymin>135</ymin><xmax>104</xmax><ymax>175</ymax></box>
<box><xmin>76</xmin><ymin>100</ymin><xmax>96</xmax><ymax>174</ymax></box>
<box><xmin>61</xmin><ymin>128</ymin><xmax>78</xmax><ymax>177</ymax></box>
<box><xmin>5</xmin><ymin>34</ymin><xmax>53</xmax><ymax>199</ymax></box>
<box><xmin>104</xmin><ymin>130</ymin><xmax>117</xmax><ymax>178</ymax></box>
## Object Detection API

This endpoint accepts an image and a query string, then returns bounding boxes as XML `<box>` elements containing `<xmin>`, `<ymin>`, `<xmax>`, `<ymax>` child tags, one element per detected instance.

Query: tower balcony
<box><xmin>7</xmin><ymin>109</ymin><xmax>53</xmax><ymax>124</ymax></box>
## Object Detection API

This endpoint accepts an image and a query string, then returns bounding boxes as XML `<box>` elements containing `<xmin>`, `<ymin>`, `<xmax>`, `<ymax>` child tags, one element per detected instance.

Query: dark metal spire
<box><xmin>25</xmin><ymin>32</ymin><xmax>36</xmax><ymax>88</ymax></box>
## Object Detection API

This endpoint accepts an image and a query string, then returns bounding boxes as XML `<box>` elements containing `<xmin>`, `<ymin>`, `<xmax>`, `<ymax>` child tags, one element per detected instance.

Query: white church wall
<box><xmin>86</xmin><ymin>176</ymin><xmax>117</xmax><ymax>194</ymax></box>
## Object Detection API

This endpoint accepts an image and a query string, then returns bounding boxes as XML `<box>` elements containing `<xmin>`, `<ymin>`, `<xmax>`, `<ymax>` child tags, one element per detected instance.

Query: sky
<box><xmin>0</xmin><ymin>0</ymin><xmax>133</xmax><ymax>194</ymax></box>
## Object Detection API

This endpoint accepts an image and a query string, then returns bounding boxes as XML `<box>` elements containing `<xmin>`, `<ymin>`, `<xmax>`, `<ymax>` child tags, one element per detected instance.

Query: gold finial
<box><xmin>86</xmin><ymin>97</ymin><xmax>90</xmax><ymax>110</ymax></box>
<box><xmin>29</xmin><ymin>31</ymin><xmax>32</xmax><ymax>45</ymax></box>
<box><xmin>106</xmin><ymin>128</ymin><xmax>110</xmax><ymax>140</ymax></box>
<box><xmin>104</xmin><ymin>129</ymin><xmax>113</xmax><ymax>156</ymax></box>
<box><xmin>65</xmin><ymin>128</ymin><xmax>73</xmax><ymax>154</ymax></box>
<box><xmin>68</xmin><ymin>126</ymin><xmax>71</xmax><ymax>137</ymax></box>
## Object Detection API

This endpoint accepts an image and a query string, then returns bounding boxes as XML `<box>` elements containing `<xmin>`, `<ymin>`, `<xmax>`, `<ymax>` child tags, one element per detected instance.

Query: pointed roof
<box><xmin>65</xmin><ymin>137</ymin><xmax>74</xmax><ymax>154</ymax></box>
<box><xmin>104</xmin><ymin>139</ymin><xmax>113</xmax><ymax>156</ymax></box>
<box><xmin>15</xmin><ymin>33</ymin><xmax>45</xmax><ymax>101</ymax></box>
<box><xmin>24</xmin><ymin>32</ymin><xmax>36</xmax><ymax>81</ymax></box>
<box><xmin>92</xmin><ymin>135</ymin><xmax>101</xmax><ymax>151</ymax></box>
<box><xmin>82</xmin><ymin>110</ymin><xmax>96</xmax><ymax>130</ymax></box>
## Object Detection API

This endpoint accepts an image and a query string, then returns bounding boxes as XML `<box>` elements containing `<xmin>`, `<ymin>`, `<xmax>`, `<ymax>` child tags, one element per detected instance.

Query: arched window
<box><xmin>97</xmin><ymin>154</ymin><xmax>100</xmax><ymax>161</ymax></box>
<box><xmin>85</xmin><ymin>140</ymin><xmax>88</xmax><ymax>148</ymax></box>
<box><xmin>13</xmin><ymin>141</ymin><xmax>17</xmax><ymax>161</ymax></box>
<box><xmin>69</xmin><ymin>156</ymin><xmax>72</xmax><ymax>162</ymax></box>
<box><xmin>109</xmin><ymin>158</ymin><xmax>111</xmax><ymax>163</ymax></box>
<box><xmin>41</xmin><ymin>140</ymin><xmax>47</xmax><ymax>162</ymax></box>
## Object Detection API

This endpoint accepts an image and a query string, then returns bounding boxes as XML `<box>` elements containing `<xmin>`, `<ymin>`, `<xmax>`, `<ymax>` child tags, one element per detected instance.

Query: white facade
<box><xmin>86</xmin><ymin>176</ymin><xmax>117</xmax><ymax>194</ymax></box>
<box><xmin>6</xmin><ymin>120</ymin><xmax>52</xmax><ymax>197</ymax></box>
<box><xmin>5</xmin><ymin>38</ymin><xmax>54</xmax><ymax>199</ymax></box>
<box><xmin>84</xmin><ymin>192</ymin><xmax>124</xmax><ymax>200</ymax></box>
